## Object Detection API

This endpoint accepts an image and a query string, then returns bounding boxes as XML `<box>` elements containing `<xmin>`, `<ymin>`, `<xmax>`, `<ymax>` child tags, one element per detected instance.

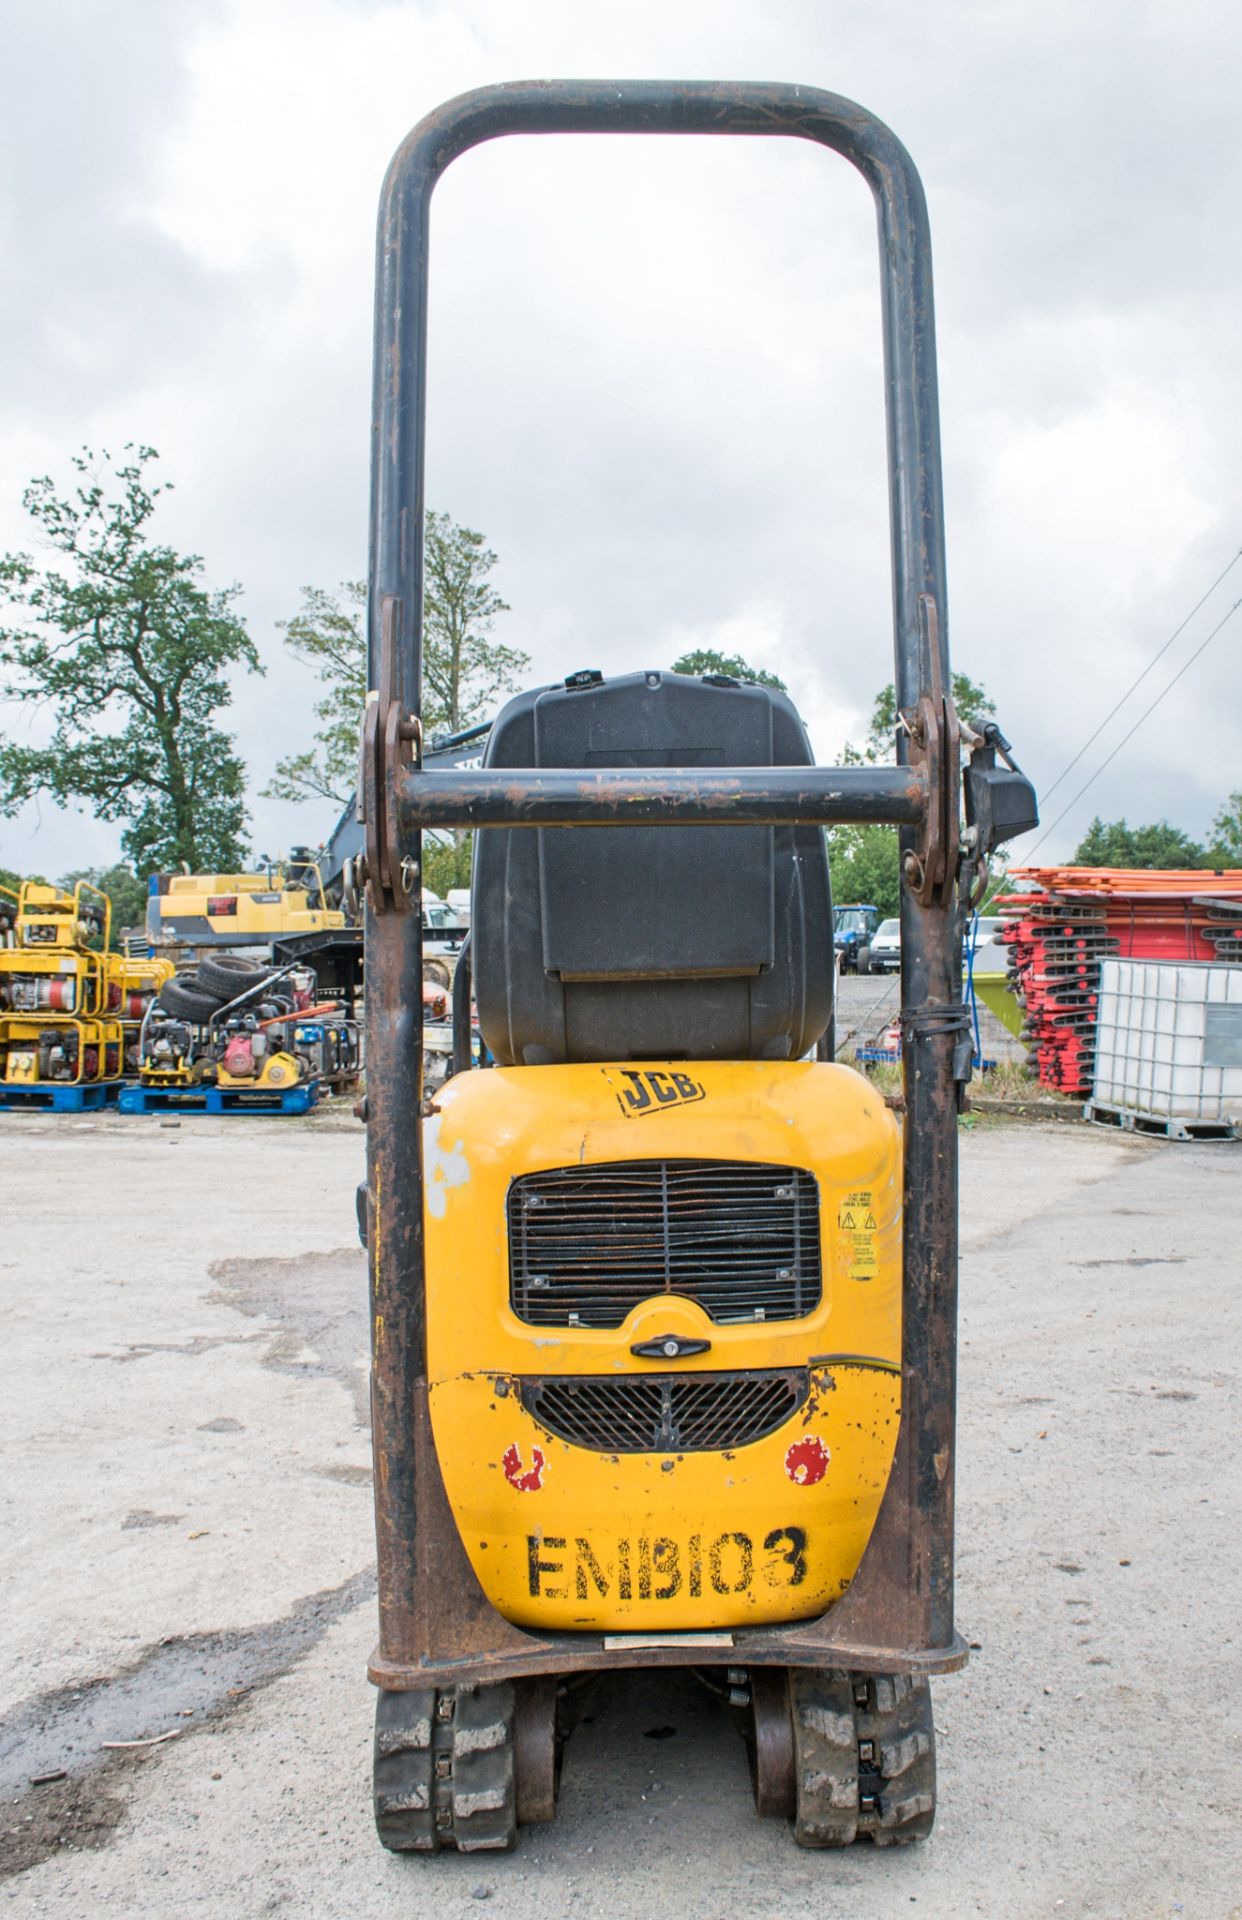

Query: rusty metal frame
<box><xmin>363</xmin><ymin>79</ymin><xmax>968</xmax><ymax>1690</ymax></box>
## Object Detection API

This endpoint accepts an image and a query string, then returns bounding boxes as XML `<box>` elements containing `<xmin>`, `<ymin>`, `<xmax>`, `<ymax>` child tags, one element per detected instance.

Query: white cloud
<box><xmin>2</xmin><ymin>0</ymin><xmax>1240</xmax><ymax>878</ymax></box>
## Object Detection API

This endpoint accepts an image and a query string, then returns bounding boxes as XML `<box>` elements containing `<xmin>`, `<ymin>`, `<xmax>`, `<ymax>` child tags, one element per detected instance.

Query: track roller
<box><xmin>746</xmin><ymin>1667</ymin><xmax>796</xmax><ymax>1819</ymax></box>
<box><xmin>513</xmin><ymin>1676</ymin><xmax>559</xmax><ymax>1824</ymax></box>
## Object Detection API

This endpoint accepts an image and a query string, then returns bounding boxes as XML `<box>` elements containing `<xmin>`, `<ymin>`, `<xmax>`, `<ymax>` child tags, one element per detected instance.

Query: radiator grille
<box><xmin>507</xmin><ymin>1158</ymin><xmax>822</xmax><ymax>1329</ymax></box>
<box><xmin>518</xmin><ymin>1369</ymin><xmax>808</xmax><ymax>1452</ymax></box>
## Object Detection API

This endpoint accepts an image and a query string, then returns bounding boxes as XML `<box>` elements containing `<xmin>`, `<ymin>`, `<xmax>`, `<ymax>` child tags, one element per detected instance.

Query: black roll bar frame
<box><xmin>362</xmin><ymin>79</ymin><xmax>967</xmax><ymax>1689</ymax></box>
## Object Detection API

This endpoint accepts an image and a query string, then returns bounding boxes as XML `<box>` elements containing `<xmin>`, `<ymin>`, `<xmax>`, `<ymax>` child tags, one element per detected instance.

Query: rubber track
<box><xmin>855</xmin><ymin>1673</ymin><xmax>936</xmax><ymax>1846</ymax></box>
<box><xmin>789</xmin><ymin>1669</ymin><xmax>859</xmax><ymax>1847</ymax></box>
<box><xmin>788</xmin><ymin>1669</ymin><xmax>936</xmax><ymax>1849</ymax></box>
<box><xmin>373</xmin><ymin>1683</ymin><xmax>517</xmax><ymax>1854</ymax></box>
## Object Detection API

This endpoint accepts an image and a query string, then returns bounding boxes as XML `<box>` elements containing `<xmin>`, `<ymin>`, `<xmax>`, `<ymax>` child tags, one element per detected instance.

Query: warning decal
<box><xmin>838</xmin><ymin>1189</ymin><xmax>879</xmax><ymax>1280</ymax></box>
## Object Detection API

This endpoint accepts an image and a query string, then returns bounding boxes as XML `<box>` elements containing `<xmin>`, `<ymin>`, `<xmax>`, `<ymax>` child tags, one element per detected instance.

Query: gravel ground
<box><xmin>0</xmin><ymin>1103</ymin><xmax>1238</xmax><ymax>1918</ymax></box>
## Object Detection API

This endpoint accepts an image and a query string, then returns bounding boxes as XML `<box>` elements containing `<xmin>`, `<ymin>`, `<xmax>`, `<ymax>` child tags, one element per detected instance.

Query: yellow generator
<box><xmin>106</xmin><ymin>952</ymin><xmax>175</xmax><ymax>1022</ymax></box>
<box><xmin>358</xmin><ymin>80</ymin><xmax>1037</xmax><ymax>1857</ymax></box>
<box><xmin>0</xmin><ymin>881</ymin><xmax>126</xmax><ymax>1103</ymax></box>
<box><xmin>0</xmin><ymin>880</ymin><xmax>111</xmax><ymax>1017</ymax></box>
<box><xmin>0</xmin><ymin>1013</ymin><xmax>123</xmax><ymax>1090</ymax></box>
<box><xmin>107</xmin><ymin>953</ymin><xmax>175</xmax><ymax>1077</ymax></box>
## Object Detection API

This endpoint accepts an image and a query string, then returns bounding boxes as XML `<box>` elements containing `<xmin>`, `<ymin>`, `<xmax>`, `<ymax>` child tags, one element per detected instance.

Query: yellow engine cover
<box><xmin>215</xmin><ymin>1048</ymin><xmax>302</xmax><ymax>1090</ymax></box>
<box><xmin>423</xmin><ymin>1060</ymin><xmax>902</xmax><ymax>1635</ymax></box>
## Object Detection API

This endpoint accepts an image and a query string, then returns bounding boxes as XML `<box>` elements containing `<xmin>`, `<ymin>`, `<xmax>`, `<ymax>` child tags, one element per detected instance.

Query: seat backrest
<box><xmin>471</xmin><ymin>670</ymin><xmax>833</xmax><ymax>1065</ymax></box>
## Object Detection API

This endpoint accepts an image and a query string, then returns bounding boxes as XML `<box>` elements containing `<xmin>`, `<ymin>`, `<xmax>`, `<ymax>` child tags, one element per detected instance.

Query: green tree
<box><xmin>1208</xmin><ymin>791</ymin><xmax>1242</xmax><ymax>865</ymax></box>
<box><xmin>1073</xmin><ymin>816</ymin><xmax>1209</xmax><ymax>869</ymax></box>
<box><xmin>58</xmin><ymin>863</ymin><xmax>148</xmax><ymax>944</ymax></box>
<box><xmin>828</xmin><ymin>823</ymin><xmax>901</xmax><ymax>919</ymax></box>
<box><xmin>423</xmin><ymin>836</ymin><xmax>472</xmax><ymax>898</ymax></box>
<box><xmin>670</xmin><ymin>648</ymin><xmax>786</xmax><ymax>691</ymax></box>
<box><xmin>266</xmin><ymin>513</ymin><xmax>528</xmax><ymax>808</ymax></box>
<box><xmin>830</xmin><ymin>671</ymin><xmax>995</xmax><ymax>906</ymax></box>
<box><xmin>0</xmin><ymin>446</ymin><xmax>260</xmax><ymax>871</ymax></box>
<box><xmin>263</xmin><ymin>580</ymin><xmax>366</xmax><ymax>806</ymax></box>
<box><xmin>0</xmin><ymin>864</ymin><xmax>45</xmax><ymax>896</ymax></box>
<box><xmin>424</xmin><ymin>511</ymin><xmax>526</xmax><ymax>736</ymax></box>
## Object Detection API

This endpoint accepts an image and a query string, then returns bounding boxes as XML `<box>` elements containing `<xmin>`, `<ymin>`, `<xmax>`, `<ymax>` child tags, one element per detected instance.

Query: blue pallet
<box><xmin>118</xmin><ymin>1080</ymin><xmax>319</xmax><ymax>1116</ymax></box>
<box><xmin>0</xmin><ymin>1081</ymin><xmax>121</xmax><ymax>1112</ymax></box>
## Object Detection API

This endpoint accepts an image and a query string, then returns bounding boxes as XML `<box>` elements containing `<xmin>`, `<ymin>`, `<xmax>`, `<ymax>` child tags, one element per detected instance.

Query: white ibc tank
<box><xmin>1092</xmin><ymin>958</ymin><xmax>1242</xmax><ymax>1124</ymax></box>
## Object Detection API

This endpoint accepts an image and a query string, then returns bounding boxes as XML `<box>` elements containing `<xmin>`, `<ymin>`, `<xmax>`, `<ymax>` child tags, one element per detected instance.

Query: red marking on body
<box><xmin>785</xmin><ymin>1435</ymin><xmax>830</xmax><ymax>1486</ymax></box>
<box><xmin>502</xmin><ymin>1442</ymin><xmax>546</xmax><ymax>1492</ymax></box>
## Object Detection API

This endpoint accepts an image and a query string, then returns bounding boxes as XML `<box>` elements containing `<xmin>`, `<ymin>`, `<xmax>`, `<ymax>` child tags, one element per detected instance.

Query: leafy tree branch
<box><xmin>0</xmin><ymin>445</ymin><xmax>260</xmax><ymax>872</ymax></box>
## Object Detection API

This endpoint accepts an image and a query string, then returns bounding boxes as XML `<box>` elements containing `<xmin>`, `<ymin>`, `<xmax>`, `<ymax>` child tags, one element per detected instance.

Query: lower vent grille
<box><xmin>517</xmin><ymin>1369</ymin><xmax>808</xmax><ymax>1453</ymax></box>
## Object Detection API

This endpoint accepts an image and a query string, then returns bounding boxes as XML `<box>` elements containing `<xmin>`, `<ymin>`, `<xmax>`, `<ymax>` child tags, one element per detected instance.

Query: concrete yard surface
<box><xmin>0</xmin><ymin>1106</ymin><xmax>1239</xmax><ymax>1918</ymax></box>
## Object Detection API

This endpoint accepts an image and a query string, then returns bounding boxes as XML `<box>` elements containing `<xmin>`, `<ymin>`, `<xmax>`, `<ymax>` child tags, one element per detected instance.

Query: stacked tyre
<box><xmin>156</xmin><ymin>955</ymin><xmax>277</xmax><ymax>1023</ymax></box>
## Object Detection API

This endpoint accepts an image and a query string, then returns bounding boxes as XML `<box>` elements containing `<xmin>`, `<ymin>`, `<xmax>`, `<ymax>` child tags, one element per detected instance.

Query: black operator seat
<box><xmin>470</xmin><ymin>669</ymin><xmax>834</xmax><ymax>1066</ymax></box>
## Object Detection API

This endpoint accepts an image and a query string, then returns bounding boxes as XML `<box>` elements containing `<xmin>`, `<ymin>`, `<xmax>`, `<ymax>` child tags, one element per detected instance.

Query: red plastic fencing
<box><xmin>997</xmin><ymin>868</ymin><xmax>1242</xmax><ymax>1095</ymax></box>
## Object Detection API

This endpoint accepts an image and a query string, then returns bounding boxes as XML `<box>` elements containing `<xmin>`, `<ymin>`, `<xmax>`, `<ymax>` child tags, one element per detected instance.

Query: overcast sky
<box><xmin>2</xmin><ymin>0</ymin><xmax>1239</xmax><ymax>879</ymax></box>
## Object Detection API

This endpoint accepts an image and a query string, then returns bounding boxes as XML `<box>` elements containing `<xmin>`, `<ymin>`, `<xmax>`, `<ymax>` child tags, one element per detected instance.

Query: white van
<box><xmin>868</xmin><ymin>918</ymin><xmax>901</xmax><ymax>972</ymax></box>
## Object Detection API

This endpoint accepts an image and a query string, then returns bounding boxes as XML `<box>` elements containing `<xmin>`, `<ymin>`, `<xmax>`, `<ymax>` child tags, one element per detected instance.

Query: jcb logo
<box><xmin>612</xmin><ymin>1068</ymin><xmax>705</xmax><ymax>1117</ymax></box>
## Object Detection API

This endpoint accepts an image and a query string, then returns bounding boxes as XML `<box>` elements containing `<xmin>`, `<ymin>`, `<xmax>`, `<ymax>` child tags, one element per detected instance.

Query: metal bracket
<box><xmin>358</xmin><ymin>596</ymin><xmax>420</xmax><ymax>914</ymax></box>
<box><xmin>958</xmin><ymin>720</ymin><xmax>1040</xmax><ymax>906</ymax></box>
<box><xmin>900</xmin><ymin>594</ymin><xmax>960</xmax><ymax>907</ymax></box>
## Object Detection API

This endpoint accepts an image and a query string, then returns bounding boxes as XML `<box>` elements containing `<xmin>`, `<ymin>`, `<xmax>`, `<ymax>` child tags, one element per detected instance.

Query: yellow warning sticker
<box><xmin>838</xmin><ymin>1188</ymin><xmax>878</xmax><ymax>1280</ymax></box>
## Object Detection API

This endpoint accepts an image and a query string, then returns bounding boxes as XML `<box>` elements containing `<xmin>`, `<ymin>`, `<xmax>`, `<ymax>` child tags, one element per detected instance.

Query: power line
<box><xmin>1039</xmin><ymin>542</ymin><xmax>1242</xmax><ymax>805</ymax></box>
<box><xmin>1026</xmin><ymin>593</ymin><xmax>1242</xmax><ymax>858</ymax></box>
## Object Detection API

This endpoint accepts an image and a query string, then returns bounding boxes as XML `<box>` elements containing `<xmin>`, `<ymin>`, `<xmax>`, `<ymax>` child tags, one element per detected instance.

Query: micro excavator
<box><xmin>354</xmin><ymin>79</ymin><xmax>1037</xmax><ymax>1853</ymax></box>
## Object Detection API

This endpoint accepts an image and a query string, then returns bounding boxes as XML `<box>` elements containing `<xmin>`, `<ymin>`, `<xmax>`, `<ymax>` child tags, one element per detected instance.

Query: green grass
<box><xmin>841</xmin><ymin>1049</ymin><xmax>1042</xmax><ymax>1102</ymax></box>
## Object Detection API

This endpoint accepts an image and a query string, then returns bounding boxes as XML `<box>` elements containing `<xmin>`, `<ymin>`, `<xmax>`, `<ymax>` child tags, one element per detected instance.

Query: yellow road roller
<box><xmin>357</xmin><ymin>79</ymin><xmax>1037</xmax><ymax>1855</ymax></box>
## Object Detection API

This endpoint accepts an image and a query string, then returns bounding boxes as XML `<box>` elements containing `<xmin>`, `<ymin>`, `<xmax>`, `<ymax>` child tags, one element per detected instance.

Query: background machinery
<box><xmin>145</xmin><ymin>853</ymin><xmax>468</xmax><ymax>1057</ymax></box>
<box><xmin>833</xmin><ymin>903</ymin><xmax>881</xmax><ymax>974</ymax></box>
<box><xmin>125</xmin><ymin>950</ymin><xmax>358</xmax><ymax>1113</ymax></box>
<box><xmin>0</xmin><ymin>880</ymin><xmax>170</xmax><ymax>1108</ymax></box>
<box><xmin>144</xmin><ymin>858</ymin><xmax>366</xmax><ymax>1088</ymax></box>
<box><xmin>145</xmin><ymin>859</ymin><xmax>344</xmax><ymax>949</ymax></box>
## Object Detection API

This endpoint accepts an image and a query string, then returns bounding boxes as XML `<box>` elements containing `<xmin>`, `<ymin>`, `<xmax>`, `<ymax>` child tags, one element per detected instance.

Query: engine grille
<box><xmin>507</xmin><ymin>1158</ymin><xmax>822</xmax><ymax>1329</ymax></box>
<box><xmin>518</xmin><ymin>1369</ymin><xmax>808</xmax><ymax>1453</ymax></box>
